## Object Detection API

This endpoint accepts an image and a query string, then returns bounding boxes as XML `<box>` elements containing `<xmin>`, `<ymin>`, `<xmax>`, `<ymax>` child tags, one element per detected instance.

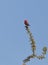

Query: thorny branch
<box><xmin>23</xmin><ymin>25</ymin><xmax>47</xmax><ymax>65</ymax></box>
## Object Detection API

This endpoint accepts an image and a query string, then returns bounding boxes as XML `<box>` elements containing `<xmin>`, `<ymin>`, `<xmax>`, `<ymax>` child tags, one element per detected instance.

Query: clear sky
<box><xmin>0</xmin><ymin>0</ymin><xmax>48</xmax><ymax>65</ymax></box>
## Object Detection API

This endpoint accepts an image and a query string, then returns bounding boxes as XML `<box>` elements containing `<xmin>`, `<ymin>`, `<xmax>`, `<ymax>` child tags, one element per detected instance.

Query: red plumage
<box><xmin>24</xmin><ymin>20</ymin><xmax>30</xmax><ymax>26</ymax></box>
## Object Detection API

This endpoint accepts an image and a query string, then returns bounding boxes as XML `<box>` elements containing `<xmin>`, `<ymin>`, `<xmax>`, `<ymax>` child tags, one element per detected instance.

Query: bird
<box><xmin>24</xmin><ymin>20</ymin><xmax>30</xmax><ymax>26</ymax></box>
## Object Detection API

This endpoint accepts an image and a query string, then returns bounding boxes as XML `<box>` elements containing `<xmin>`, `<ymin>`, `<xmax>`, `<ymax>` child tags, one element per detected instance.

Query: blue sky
<box><xmin>0</xmin><ymin>0</ymin><xmax>48</xmax><ymax>65</ymax></box>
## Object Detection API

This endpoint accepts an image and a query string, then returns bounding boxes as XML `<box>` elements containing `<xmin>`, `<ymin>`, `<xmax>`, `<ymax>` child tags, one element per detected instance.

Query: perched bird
<box><xmin>24</xmin><ymin>20</ymin><xmax>30</xmax><ymax>26</ymax></box>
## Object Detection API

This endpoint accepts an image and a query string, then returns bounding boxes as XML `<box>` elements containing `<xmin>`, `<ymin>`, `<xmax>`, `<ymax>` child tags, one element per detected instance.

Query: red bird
<box><xmin>24</xmin><ymin>20</ymin><xmax>30</xmax><ymax>26</ymax></box>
